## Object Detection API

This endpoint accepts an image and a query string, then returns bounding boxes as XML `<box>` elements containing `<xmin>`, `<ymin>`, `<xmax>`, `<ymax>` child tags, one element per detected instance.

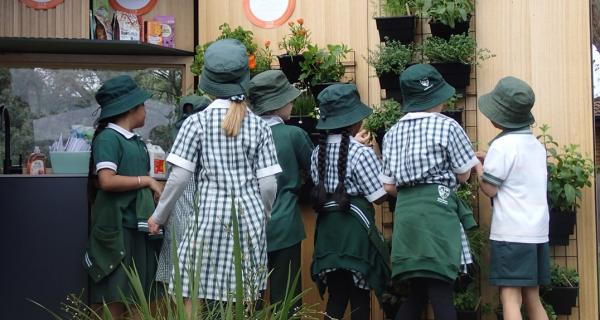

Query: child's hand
<box><xmin>148</xmin><ymin>217</ymin><xmax>161</xmax><ymax>235</ymax></box>
<box><xmin>475</xmin><ymin>151</ymin><xmax>486</xmax><ymax>164</ymax></box>
<box><xmin>355</xmin><ymin>129</ymin><xmax>373</xmax><ymax>146</ymax></box>
<box><xmin>146</xmin><ymin>177</ymin><xmax>164</xmax><ymax>200</ymax></box>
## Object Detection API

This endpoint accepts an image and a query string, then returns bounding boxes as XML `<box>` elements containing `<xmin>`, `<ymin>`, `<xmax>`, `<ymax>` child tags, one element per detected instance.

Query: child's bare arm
<box><xmin>383</xmin><ymin>183</ymin><xmax>397</xmax><ymax>197</ymax></box>
<box><xmin>474</xmin><ymin>162</ymin><xmax>499</xmax><ymax>197</ymax></box>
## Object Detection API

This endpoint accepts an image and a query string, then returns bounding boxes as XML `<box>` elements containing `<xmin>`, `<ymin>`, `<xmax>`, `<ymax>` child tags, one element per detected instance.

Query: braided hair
<box><xmin>310</xmin><ymin>128</ymin><xmax>351</xmax><ymax>212</ymax></box>
<box><xmin>87</xmin><ymin>119</ymin><xmax>111</xmax><ymax>202</ymax></box>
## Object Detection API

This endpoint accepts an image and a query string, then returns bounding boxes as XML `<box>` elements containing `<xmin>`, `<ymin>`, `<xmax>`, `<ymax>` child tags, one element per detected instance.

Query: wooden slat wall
<box><xmin>0</xmin><ymin>0</ymin><xmax>195</xmax><ymax>51</ymax></box>
<box><xmin>0</xmin><ymin>0</ymin><xmax>88</xmax><ymax>39</ymax></box>
<box><xmin>476</xmin><ymin>1</ymin><xmax>597</xmax><ymax>319</ymax></box>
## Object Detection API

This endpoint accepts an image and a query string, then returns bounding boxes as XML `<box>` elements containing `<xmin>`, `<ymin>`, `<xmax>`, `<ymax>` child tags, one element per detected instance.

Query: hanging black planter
<box><xmin>374</xmin><ymin>16</ymin><xmax>416</xmax><ymax>45</ymax></box>
<box><xmin>310</xmin><ymin>82</ymin><xmax>341</xmax><ymax>99</ymax></box>
<box><xmin>430</xmin><ymin>63</ymin><xmax>471</xmax><ymax>90</ymax></box>
<box><xmin>548</xmin><ymin>208</ymin><xmax>576</xmax><ymax>246</ymax></box>
<box><xmin>429</xmin><ymin>19</ymin><xmax>471</xmax><ymax>40</ymax></box>
<box><xmin>286</xmin><ymin>115</ymin><xmax>320</xmax><ymax>145</ymax></box>
<box><xmin>441</xmin><ymin>110</ymin><xmax>464</xmax><ymax>127</ymax></box>
<box><xmin>378</xmin><ymin>71</ymin><xmax>401</xmax><ymax>90</ymax></box>
<box><xmin>277</xmin><ymin>54</ymin><xmax>305</xmax><ymax>84</ymax></box>
<box><xmin>542</xmin><ymin>286</ymin><xmax>579</xmax><ymax>315</ymax></box>
<box><xmin>457</xmin><ymin>310</ymin><xmax>479</xmax><ymax>320</ymax></box>
<box><xmin>385</xmin><ymin>88</ymin><xmax>403</xmax><ymax>103</ymax></box>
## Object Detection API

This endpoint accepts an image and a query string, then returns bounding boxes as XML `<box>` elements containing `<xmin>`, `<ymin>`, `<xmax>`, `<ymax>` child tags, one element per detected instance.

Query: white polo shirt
<box><xmin>483</xmin><ymin>128</ymin><xmax>549</xmax><ymax>243</ymax></box>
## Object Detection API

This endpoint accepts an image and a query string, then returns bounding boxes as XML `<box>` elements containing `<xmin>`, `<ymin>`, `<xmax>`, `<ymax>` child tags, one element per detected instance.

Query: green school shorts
<box><xmin>490</xmin><ymin>240</ymin><xmax>550</xmax><ymax>287</ymax></box>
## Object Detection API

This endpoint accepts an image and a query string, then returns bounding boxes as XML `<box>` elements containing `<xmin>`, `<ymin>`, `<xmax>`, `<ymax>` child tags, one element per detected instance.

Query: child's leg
<box><xmin>394</xmin><ymin>278</ymin><xmax>428</xmax><ymax>320</ymax></box>
<box><xmin>427</xmin><ymin>278</ymin><xmax>457</xmax><ymax>320</ymax></box>
<box><xmin>325</xmin><ymin>270</ymin><xmax>352</xmax><ymax>319</ymax></box>
<box><xmin>268</xmin><ymin>243</ymin><xmax>302</xmax><ymax>306</ymax></box>
<box><xmin>348</xmin><ymin>285</ymin><xmax>370</xmax><ymax>320</ymax></box>
<box><xmin>522</xmin><ymin>286</ymin><xmax>548</xmax><ymax>320</ymax></box>
<box><xmin>500</xmin><ymin>287</ymin><xmax>523</xmax><ymax>320</ymax></box>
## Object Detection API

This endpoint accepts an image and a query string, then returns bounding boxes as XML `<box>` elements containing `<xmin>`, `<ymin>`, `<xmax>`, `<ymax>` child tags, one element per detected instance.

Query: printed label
<box><xmin>154</xmin><ymin>159</ymin><xmax>165</xmax><ymax>174</ymax></box>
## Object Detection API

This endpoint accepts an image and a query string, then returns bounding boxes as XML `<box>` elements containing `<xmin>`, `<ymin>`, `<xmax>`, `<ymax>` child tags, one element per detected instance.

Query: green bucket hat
<box><xmin>479</xmin><ymin>76</ymin><xmax>535</xmax><ymax>129</ymax></box>
<box><xmin>316</xmin><ymin>84</ymin><xmax>372</xmax><ymax>130</ymax></box>
<box><xmin>95</xmin><ymin>75</ymin><xmax>151</xmax><ymax>121</ymax></box>
<box><xmin>179</xmin><ymin>95</ymin><xmax>212</xmax><ymax>114</ymax></box>
<box><xmin>249</xmin><ymin>70</ymin><xmax>301</xmax><ymax>115</ymax></box>
<box><xmin>400</xmin><ymin>64</ymin><xmax>455</xmax><ymax>112</ymax></box>
<box><xmin>198</xmin><ymin>39</ymin><xmax>250</xmax><ymax>98</ymax></box>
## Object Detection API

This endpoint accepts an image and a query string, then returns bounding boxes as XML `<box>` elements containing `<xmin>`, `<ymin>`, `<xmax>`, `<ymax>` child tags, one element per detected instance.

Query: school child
<box><xmin>147</xmin><ymin>39</ymin><xmax>282</xmax><ymax>306</ymax></box>
<box><xmin>379</xmin><ymin>64</ymin><xmax>479</xmax><ymax>320</ymax></box>
<box><xmin>170</xmin><ymin>95</ymin><xmax>212</xmax><ymax>140</ymax></box>
<box><xmin>83</xmin><ymin>75</ymin><xmax>164</xmax><ymax>318</ymax></box>
<box><xmin>310</xmin><ymin>83</ymin><xmax>390</xmax><ymax>320</ymax></box>
<box><xmin>475</xmin><ymin>77</ymin><xmax>549</xmax><ymax>320</ymax></box>
<box><xmin>156</xmin><ymin>94</ymin><xmax>211</xmax><ymax>285</ymax></box>
<box><xmin>248</xmin><ymin>70</ymin><xmax>314</xmax><ymax>307</ymax></box>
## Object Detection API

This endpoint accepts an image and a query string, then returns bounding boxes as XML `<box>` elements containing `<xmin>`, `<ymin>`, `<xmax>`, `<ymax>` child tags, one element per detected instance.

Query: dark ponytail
<box><xmin>87</xmin><ymin>119</ymin><xmax>112</xmax><ymax>202</ymax></box>
<box><xmin>311</xmin><ymin>132</ymin><xmax>328</xmax><ymax>211</ymax></box>
<box><xmin>332</xmin><ymin>129</ymin><xmax>350</xmax><ymax>211</ymax></box>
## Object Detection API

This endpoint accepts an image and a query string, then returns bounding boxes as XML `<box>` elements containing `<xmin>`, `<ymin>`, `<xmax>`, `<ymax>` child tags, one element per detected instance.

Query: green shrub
<box><xmin>299</xmin><ymin>44</ymin><xmax>350</xmax><ymax>86</ymax></box>
<box><xmin>367</xmin><ymin>39</ymin><xmax>413</xmax><ymax>76</ymax></box>
<box><xmin>363</xmin><ymin>99</ymin><xmax>403</xmax><ymax>135</ymax></box>
<box><xmin>421</xmin><ymin>34</ymin><xmax>494</xmax><ymax>65</ymax></box>
<box><xmin>550</xmin><ymin>263</ymin><xmax>579</xmax><ymax>287</ymax></box>
<box><xmin>381</xmin><ymin>0</ymin><xmax>420</xmax><ymax>16</ymax></box>
<box><xmin>537</xmin><ymin>124</ymin><xmax>594</xmax><ymax>212</ymax></box>
<box><xmin>426</xmin><ymin>0</ymin><xmax>474</xmax><ymax>28</ymax></box>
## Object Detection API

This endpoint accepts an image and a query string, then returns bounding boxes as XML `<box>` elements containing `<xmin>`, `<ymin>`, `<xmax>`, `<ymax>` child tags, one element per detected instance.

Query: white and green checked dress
<box><xmin>166</xmin><ymin>99</ymin><xmax>282</xmax><ymax>301</ymax></box>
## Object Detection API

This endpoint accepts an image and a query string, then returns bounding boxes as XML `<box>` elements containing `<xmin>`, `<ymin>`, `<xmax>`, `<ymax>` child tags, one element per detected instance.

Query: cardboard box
<box><xmin>145</xmin><ymin>20</ymin><xmax>163</xmax><ymax>45</ymax></box>
<box><xmin>155</xmin><ymin>16</ymin><xmax>175</xmax><ymax>48</ymax></box>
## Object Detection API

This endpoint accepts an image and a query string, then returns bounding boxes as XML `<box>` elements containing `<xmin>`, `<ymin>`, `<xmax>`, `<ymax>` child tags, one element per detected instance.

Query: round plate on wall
<box><xmin>20</xmin><ymin>0</ymin><xmax>64</xmax><ymax>10</ymax></box>
<box><xmin>109</xmin><ymin>0</ymin><xmax>158</xmax><ymax>15</ymax></box>
<box><xmin>243</xmin><ymin>0</ymin><xmax>296</xmax><ymax>29</ymax></box>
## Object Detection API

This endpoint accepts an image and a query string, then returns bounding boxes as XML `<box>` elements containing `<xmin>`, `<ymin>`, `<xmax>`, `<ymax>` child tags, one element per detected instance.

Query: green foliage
<box><xmin>299</xmin><ymin>44</ymin><xmax>351</xmax><ymax>86</ymax></box>
<box><xmin>421</xmin><ymin>34</ymin><xmax>494</xmax><ymax>65</ymax></box>
<box><xmin>443</xmin><ymin>92</ymin><xmax>463</xmax><ymax>111</ymax></box>
<box><xmin>381</xmin><ymin>0</ymin><xmax>419</xmax><ymax>16</ymax></box>
<box><xmin>363</xmin><ymin>99</ymin><xmax>403</xmax><ymax>134</ymax></box>
<box><xmin>292</xmin><ymin>91</ymin><xmax>318</xmax><ymax>118</ymax></box>
<box><xmin>217</xmin><ymin>23</ymin><xmax>257</xmax><ymax>55</ymax></box>
<box><xmin>420</xmin><ymin>0</ymin><xmax>474</xmax><ymax>28</ymax></box>
<box><xmin>542</xmin><ymin>299</ymin><xmax>558</xmax><ymax>320</ymax></box>
<box><xmin>279</xmin><ymin>19</ymin><xmax>311</xmax><ymax>56</ymax></box>
<box><xmin>550</xmin><ymin>263</ymin><xmax>580</xmax><ymax>287</ymax></box>
<box><xmin>191</xmin><ymin>42</ymin><xmax>212</xmax><ymax>76</ymax></box>
<box><xmin>466</xmin><ymin>227</ymin><xmax>487</xmax><ymax>268</ymax></box>
<box><xmin>366</xmin><ymin>39</ymin><xmax>413</xmax><ymax>76</ymax></box>
<box><xmin>453</xmin><ymin>285</ymin><xmax>479</xmax><ymax>312</ymax></box>
<box><xmin>251</xmin><ymin>42</ymin><xmax>275</xmax><ymax>77</ymax></box>
<box><xmin>537</xmin><ymin>124</ymin><xmax>594</xmax><ymax>212</ymax></box>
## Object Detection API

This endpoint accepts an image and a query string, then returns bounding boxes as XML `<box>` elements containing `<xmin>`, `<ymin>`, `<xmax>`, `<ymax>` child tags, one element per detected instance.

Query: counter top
<box><xmin>0</xmin><ymin>174</ymin><xmax>88</xmax><ymax>178</ymax></box>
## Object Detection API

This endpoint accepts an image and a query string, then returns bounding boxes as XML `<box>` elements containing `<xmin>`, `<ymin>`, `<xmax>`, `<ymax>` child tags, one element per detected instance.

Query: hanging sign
<box><xmin>244</xmin><ymin>0</ymin><xmax>296</xmax><ymax>29</ymax></box>
<box><xmin>20</xmin><ymin>0</ymin><xmax>64</xmax><ymax>10</ymax></box>
<box><xmin>109</xmin><ymin>0</ymin><xmax>158</xmax><ymax>15</ymax></box>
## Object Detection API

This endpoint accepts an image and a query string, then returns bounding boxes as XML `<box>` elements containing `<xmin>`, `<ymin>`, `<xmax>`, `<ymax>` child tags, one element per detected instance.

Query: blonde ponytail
<box><xmin>222</xmin><ymin>100</ymin><xmax>247</xmax><ymax>137</ymax></box>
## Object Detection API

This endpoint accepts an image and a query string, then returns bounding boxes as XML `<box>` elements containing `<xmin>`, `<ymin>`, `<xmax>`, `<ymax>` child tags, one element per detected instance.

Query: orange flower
<box><xmin>297</xmin><ymin>18</ymin><xmax>304</xmax><ymax>25</ymax></box>
<box><xmin>288</xmin><ymin>21</ymin><xmax>294</xmax><ymax>27</ymax></box>
<box><xmin>248</xmin><ymin>54</ymin><xmax>256</xmax><ymax>70</ymax></box>
<box><xmin>264</xmin><ymin>40</ymin><xmax>271</xmax><ymax>48</ymax></box>
<box><xmin>298</xmin><ymin>29</ymin><xmax>306</xmax><ymax>36</ymax></box>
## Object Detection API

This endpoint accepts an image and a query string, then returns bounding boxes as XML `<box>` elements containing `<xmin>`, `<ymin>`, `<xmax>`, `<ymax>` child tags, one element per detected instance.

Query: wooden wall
<box><xmin>476</xmin><ymin>1</ymin><xmax>597</xmax><ymax>319</ymax></box>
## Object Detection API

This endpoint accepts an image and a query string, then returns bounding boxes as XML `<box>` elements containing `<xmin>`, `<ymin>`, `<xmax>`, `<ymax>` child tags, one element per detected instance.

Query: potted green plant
<box><xmin>537</xmin><ymin>125</ymin><xmax>594</xmax><ymax>245</ymax></box>
<box><xmin>542</xmin><ymin>264</ymin><xmax>580</xmax><ymax>315</ymax></box>
<box><xmin>424</xmin><ymin>0</ymin><xmax>474</xmax><ymax>40</ymax></box>
<box><xmin>441</xmin><ymin>92</ymin><xmax>464</xmax><ymax>126</ymax></box>
<box><xmin>363</xmin><ymin>99</ymin><xmax>403</xmax><ymax>149</ymax></box>
<box><xmin>299</xmin><ymin>43</ymin><xmax>351</xmax><ymax>97</ymax></box>
<box><xmin>251</xmin><ymin>40</ymin><xmax>275</xmax><ymax>77</ymax></box>
<box><xmin>454</xmin><ymin>285</ymin><xmax>481</xmax><ymax>320</ymax></box>
<box><xmin>367</xmin><ymin>39</ymin><xmax>413</xmax><ymax>94</ymax></box>
<box><xmin>421</xmin><ymin>34</ymin><xmax>494</xmax><ymax>90</ymax></box>
<box><xmin>375</xmin><ymin>0</ymin><xmax>420</xmax><ymax>44</ymax></box>
<box><xmin>278</xmin><ymin>18</ymin><xmax>311</xmax><ymax>84</ymax></box>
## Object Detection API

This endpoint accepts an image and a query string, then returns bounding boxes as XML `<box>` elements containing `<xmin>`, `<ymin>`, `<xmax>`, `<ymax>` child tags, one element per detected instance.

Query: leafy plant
<box><xmin>421</xmin><ymin>34</ymin><xmax>494</xmax><ymax>65</ymax></box>
<box><xmin>466</xmin><ymin>227</ymin><xmax>487</xmax><ymax>268</ymax></box>
<box><xmin>279</xmin><ymin>18</ymin><xmax>311</xmax><ymax>56</ymax></box>
<box><xmin>190</xmin><ymin>42</ymin><xmax>212</xmax><ymax>76</ymax></box>
<box><xmin>453</xmin><ymin>285</ymin><xmax>479</xmax><ymax>312</ymax></box>
<box><xmin>542</xmin><ymin>299</ymin><xmax>558</xmax><ymax>320</ymax></box>
<box><xmin>380</xmin><ymin>0</ymin><xmax>420</xmax><ymax>16</ymax></box>
<box><xmin>422</xmin><ymin>0</ymin><xmax>474</xmax><ymax>28</ymax></box>
<box><xmin>367</xmin><ymin>39</ymin><xmax>413</xmax><ymax>76</ymax></box>
<box><xmin>252</xmin><ymin>40</ymin><xmax>274</xmax><ymax>77</ymax></box>
<box><xmin>537</xmin><ymin>124</ymin><xmax>594</xmax><ymax>212</ymax></box>
<box><xmin>363</xmin><ymin>99</ymin><xmax>403</xmax><ymax>134</ymax></box>
<box><xmin>443</xmin><ymin>92</ymin><xmax>464</xmax><ymax>111</ymax></box>
<box><xmin>292</xmin><ymin>90</ymin><xmax>318</xmax><ymax>118</ymax></box>
<box><xmin>549</xmin><ymin>263</ymin><xmax>580</xmax><ymax>287</ymax></box>
<box><xmin>299</xmin><ymin>44</ymin><xmax>351</xmax><ymax>86</ymax></box>
<box><xmin>217</xmin><ymin>23</ymin><xmax>257</xmax><ymax>55</ymax></box>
